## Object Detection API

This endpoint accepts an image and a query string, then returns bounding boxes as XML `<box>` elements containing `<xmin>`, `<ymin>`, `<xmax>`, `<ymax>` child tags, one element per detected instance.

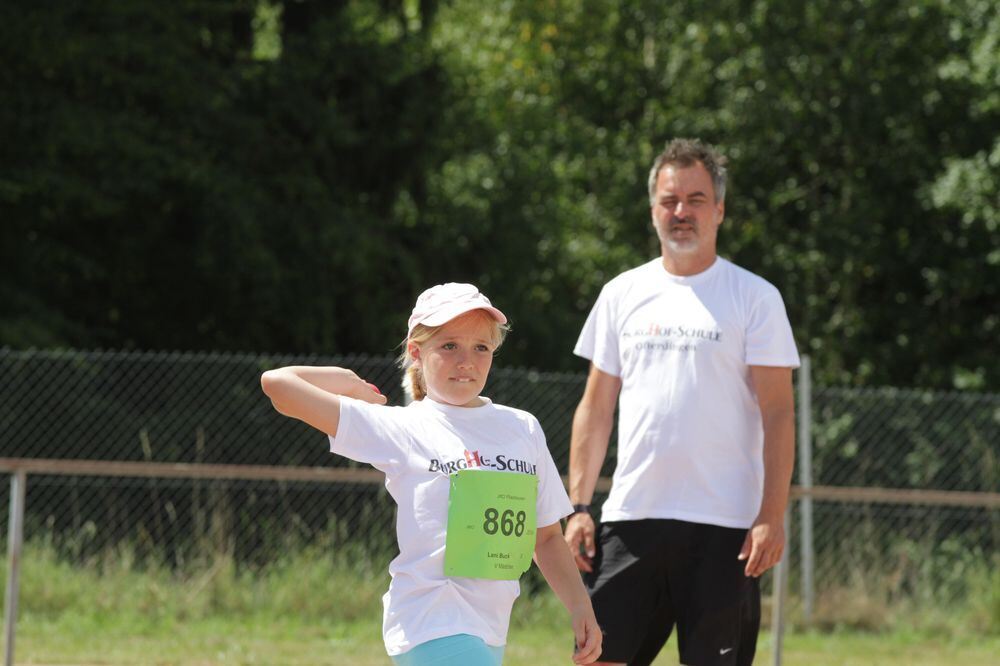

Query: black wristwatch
<box><xmin>570</xmin><ymin>503</ymin><xmax>591</xmax><ymax>516</ymax></box>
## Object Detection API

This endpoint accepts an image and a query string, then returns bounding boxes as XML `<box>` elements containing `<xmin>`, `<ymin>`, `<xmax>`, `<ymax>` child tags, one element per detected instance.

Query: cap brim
<box><xmin>420</xmin><ymin>304</ymin><xmax>507</xmax><ymax>328</ymax></box>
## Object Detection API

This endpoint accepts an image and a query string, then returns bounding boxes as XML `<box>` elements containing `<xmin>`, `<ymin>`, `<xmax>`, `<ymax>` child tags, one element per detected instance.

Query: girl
<box><xmin>261</xmin><ymin>282</ymin><xmax>602</xmax><ymax>665</ymax></box>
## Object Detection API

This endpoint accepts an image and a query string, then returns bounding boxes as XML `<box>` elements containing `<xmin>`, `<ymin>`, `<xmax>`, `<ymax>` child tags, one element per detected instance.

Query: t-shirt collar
<box><xmin>413</xmin><ymin>396</ymin><xmax>494</xmax><ymax>417</ymax></box>
<box><xmin>656</xmin><ymin>256</ymin><xmax>722</xmax><ymax>285</ymax></box>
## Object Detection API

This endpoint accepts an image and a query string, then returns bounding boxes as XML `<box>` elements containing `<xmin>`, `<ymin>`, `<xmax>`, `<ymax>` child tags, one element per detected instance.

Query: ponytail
<box><xmin>402</xmin><ymin>363</ymin><xmax>427</xmax><ymax>402</ymax></box>
<box><xmin>397</xmin><ymin>331</ymin><xmax>430</xmax><ymax>402</ymax></box>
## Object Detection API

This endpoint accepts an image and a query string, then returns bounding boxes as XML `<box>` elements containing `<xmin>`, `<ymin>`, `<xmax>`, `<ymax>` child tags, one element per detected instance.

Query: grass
<box><xmin>4</xmin><ymin>540</ymin><xmax>999</xmax><ymax>664</ymax></box>
<box><xmin>12</xmin><ymin>610</ymin><xmax>1000</xmax><ymax>665</ymax></box>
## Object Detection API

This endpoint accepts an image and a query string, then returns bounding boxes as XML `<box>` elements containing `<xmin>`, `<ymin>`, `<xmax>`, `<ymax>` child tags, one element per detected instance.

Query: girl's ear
<box><xmin>407</xmin><ymin>342</ymin><xmax>420</xmax><ymax>362</ymax></box>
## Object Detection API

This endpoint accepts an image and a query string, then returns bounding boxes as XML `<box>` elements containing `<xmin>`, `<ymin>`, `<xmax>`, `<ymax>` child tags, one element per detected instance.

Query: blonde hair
<box><xmin>397</xmin><ymin>309</ymin><xmax>510</xmax><ymax>402</ymax></box>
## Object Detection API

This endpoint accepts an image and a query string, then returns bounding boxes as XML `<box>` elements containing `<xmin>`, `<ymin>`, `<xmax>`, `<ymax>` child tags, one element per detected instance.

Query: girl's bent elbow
<box><xmin>260</xmin><ymin>369</ymin><xmax>285</xmax><ymax>397</ymax></box>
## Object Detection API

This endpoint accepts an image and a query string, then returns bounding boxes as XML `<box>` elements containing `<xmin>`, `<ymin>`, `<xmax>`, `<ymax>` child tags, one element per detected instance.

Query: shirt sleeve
<box><xmin>531</xmin><ymin>418</ymin><xmax>573</xmax><ymax>528</ymax></box>
<box><xmin>573</xmin><ymin>282</ymin><xmax>622</xmax><ymax>377</ymax></box>
<box><xmin>328</xmin><ymin>397</ymin><xmax>411</xmax><ymax>474</ymax></box>
<box><xmin>745</xmin><ymin>289</ymin><xmax>801</xmax><ymax>368</ymax></box>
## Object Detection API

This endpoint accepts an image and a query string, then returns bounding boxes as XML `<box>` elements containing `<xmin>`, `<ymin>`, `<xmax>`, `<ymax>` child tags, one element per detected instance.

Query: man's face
<box><xmin>650</xmin><ymin>162</ymin><xmax>725</xmax><ymax>259</ymax></box>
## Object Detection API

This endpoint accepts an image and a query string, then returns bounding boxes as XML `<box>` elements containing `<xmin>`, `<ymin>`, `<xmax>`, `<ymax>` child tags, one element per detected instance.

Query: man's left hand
<box><xmin>738</xmin><ymin>515</ymin><xmax>785</xmax><ymax>578</ymax></box>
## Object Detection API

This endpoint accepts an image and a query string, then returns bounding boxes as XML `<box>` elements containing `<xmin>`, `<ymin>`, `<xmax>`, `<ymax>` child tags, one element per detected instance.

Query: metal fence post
<box><xmin>797</xmin><ymin>355</ymin><xmax>814</xmax><ymax>621</ymax></box>
<box><xmin>770</xmin><ymin>506</ymin><xmax>791</xmax><ymax>666</ymax></box>
<box><xmin>4</xmin><ymin>470</ymin><xmax>27</xmax><ymax>666</ymax></box>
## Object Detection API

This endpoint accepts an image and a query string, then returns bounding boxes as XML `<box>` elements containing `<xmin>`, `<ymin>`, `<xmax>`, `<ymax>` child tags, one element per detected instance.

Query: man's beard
<box><xmin>665</xmin><ymin>215</ymin><xmax>699</xmax><ymax>253</ymax></box>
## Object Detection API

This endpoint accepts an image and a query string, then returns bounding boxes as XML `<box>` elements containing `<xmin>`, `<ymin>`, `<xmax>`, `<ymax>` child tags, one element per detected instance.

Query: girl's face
<box><xmin>410</xmin><ymin>311</ymin><xmax>496</xmax><ymax>408</ymax></box>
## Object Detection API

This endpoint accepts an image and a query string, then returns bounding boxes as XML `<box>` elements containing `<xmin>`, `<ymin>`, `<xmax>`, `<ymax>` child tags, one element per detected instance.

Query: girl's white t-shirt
<box><xmin>575</xmin><ymin>257</ymin><xmax>800</xmax><ymax>528</ymax></box>
<box><xmin>329</xmin><ymin>396</ymin><xmax>572</xmax><ymax>656</ymax></box>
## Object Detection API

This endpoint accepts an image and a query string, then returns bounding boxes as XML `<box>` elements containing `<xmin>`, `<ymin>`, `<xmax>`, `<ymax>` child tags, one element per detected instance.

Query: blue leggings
<box><xmin>391</xmin><ymin>634</ymin><xmax>505</xmax><ymax>666</ymax></box>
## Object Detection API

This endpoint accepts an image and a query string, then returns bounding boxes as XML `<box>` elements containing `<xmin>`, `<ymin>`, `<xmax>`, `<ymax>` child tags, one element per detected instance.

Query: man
<box><xmin>565</xmin><ymin>138</ymin><xmax>799</xmax><ymax>666</ymax></box>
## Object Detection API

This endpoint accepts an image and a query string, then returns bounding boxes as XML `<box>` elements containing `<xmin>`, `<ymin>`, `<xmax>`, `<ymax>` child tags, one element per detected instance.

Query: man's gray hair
<box><xmin>647</xmin><ymin>138</ymin><xmax>728</xmax><ymax>204</ymax></box>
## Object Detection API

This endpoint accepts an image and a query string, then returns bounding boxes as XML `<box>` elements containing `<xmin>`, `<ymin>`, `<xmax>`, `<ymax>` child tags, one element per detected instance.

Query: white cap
<box><xmin>407</xmin><ymin>283</ymin><xmax>507</xmax><ymax>339</ymax></box>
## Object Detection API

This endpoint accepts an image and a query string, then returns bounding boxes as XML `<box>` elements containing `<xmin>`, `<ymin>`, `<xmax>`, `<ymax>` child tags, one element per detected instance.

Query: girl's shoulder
<box><xmin>342</xmin><ymin>397</ymin><xmax>427</xmax><ymax>433</ymax></box>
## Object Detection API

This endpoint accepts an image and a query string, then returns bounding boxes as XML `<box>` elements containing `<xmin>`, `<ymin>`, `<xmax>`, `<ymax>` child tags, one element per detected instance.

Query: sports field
<box><xmin>11</xmin><ymin>596</ymin><xmax>999</xmax><ymax>665</ymax></box>
<box><xmin>13</xmin><ymin>615</ymin><xmax>1000</xmax><ymax>665</ymax></box>
<box><xmin>6</xmin><ymin>541</ymin><xmax>998</xmax><ymax>665</ymax></box>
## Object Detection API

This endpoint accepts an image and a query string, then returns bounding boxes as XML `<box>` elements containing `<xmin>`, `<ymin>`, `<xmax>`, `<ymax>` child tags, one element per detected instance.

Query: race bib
<box><xmin>444</xmin><ymin>469</ymin><xmax>538</xmax><ymax>580</ymax></box>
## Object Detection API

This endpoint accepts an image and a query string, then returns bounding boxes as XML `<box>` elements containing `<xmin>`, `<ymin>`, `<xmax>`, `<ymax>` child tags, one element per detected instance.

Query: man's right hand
<box><xmin>564</xmin><ymin>512</ymin><xmax>597</xmax><ymax>573</ymax></box>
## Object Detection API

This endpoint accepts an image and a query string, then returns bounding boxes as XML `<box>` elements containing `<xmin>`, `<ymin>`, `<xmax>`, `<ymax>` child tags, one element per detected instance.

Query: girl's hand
<box><xmin>360</xmin><ymin>380</ymin><xmax>386</xmax><ymax>404</ymax></box>
<box><xmin>281</xmin><ymin>367</ymin><xmax>386</xmax><ymax>405</ymax></box>
<box><xmin>570</xmin><ymin>602</ymin><xmax>602</xmax><ymax>664</ymax></box>
<box><xmin>332</xmin><ymin>368</ymin><xmax>386</xmax><ymax>405</ymax></box>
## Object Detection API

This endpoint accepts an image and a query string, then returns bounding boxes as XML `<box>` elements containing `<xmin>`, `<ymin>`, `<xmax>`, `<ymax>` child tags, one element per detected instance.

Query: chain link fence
<box><xmin>2</xmin><ymin>348</ymin><xmax>998</xmax><ymax>638</ymax></box>
<box><xmin>787</xmin><ymin>383</ymin><xmax>999</xmax><ymax>632</ymax></box>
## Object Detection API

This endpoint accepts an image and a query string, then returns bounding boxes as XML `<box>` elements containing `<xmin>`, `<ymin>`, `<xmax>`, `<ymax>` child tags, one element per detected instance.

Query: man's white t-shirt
<box><xmin>575</xmin><ymin>257</ymin><xmax>800</xmax><ymax>529</ymax></box>
<box><xmin>330</xmin><ymin>396</ymin><xmax>572</xmax><ymax>656</ymax></box>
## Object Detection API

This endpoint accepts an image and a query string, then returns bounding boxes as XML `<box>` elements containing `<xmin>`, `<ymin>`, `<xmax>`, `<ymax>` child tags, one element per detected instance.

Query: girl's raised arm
<box><xmin>260</xmin><ymin>366</ymin><xmax>387</xmax><ymax>436</ymax></box>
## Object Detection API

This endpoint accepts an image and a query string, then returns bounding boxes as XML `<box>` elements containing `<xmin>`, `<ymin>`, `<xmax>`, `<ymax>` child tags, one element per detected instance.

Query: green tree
<box><xmin>2</xmin><ymin>0</ymin><xmax>997</xmax><ymax>388</ymax></box>
<box><xmin>424</xmin><ymin>0</ymin><xmax>999</xmax><ymax>385</ymax></box>
<box><xmin>0</xmin><ymin>0</ymin><xmax>452</xmax><ymax>356</ymax></box>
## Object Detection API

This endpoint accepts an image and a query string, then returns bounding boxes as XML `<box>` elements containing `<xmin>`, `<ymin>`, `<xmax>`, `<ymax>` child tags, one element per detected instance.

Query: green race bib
<box><xmin>444</xmin><ymin>469</ymin><xmax>538</xmax><ymax>580</ymax></box>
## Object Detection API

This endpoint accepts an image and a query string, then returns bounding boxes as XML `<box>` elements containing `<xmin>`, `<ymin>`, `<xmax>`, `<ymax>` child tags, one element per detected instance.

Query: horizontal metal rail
<box><xmin>0</xmin><ymin>458</ymin><xmax>384</xmax><ymax>485</ymax></box>
<box><xmin>788</xmin><ymin>484</ymin><xmax>1000</xmax><ymax>508</ymax></box>
<box><xmin>1</xmin><ymin>458</ymin><xmax>998</xmax><ymax>508</ymax></box>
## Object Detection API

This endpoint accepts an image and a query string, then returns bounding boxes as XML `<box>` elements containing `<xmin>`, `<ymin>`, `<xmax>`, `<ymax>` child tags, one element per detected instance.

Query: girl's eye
<box><xmin>442</xmin><ymin>342</ymin><xmax>457</xmax><ymax>350</ymax></box>
<box><xmin>475</xmin><ymin>345</ymin><xmax>489</xmax><ymax>352</ymax></box>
